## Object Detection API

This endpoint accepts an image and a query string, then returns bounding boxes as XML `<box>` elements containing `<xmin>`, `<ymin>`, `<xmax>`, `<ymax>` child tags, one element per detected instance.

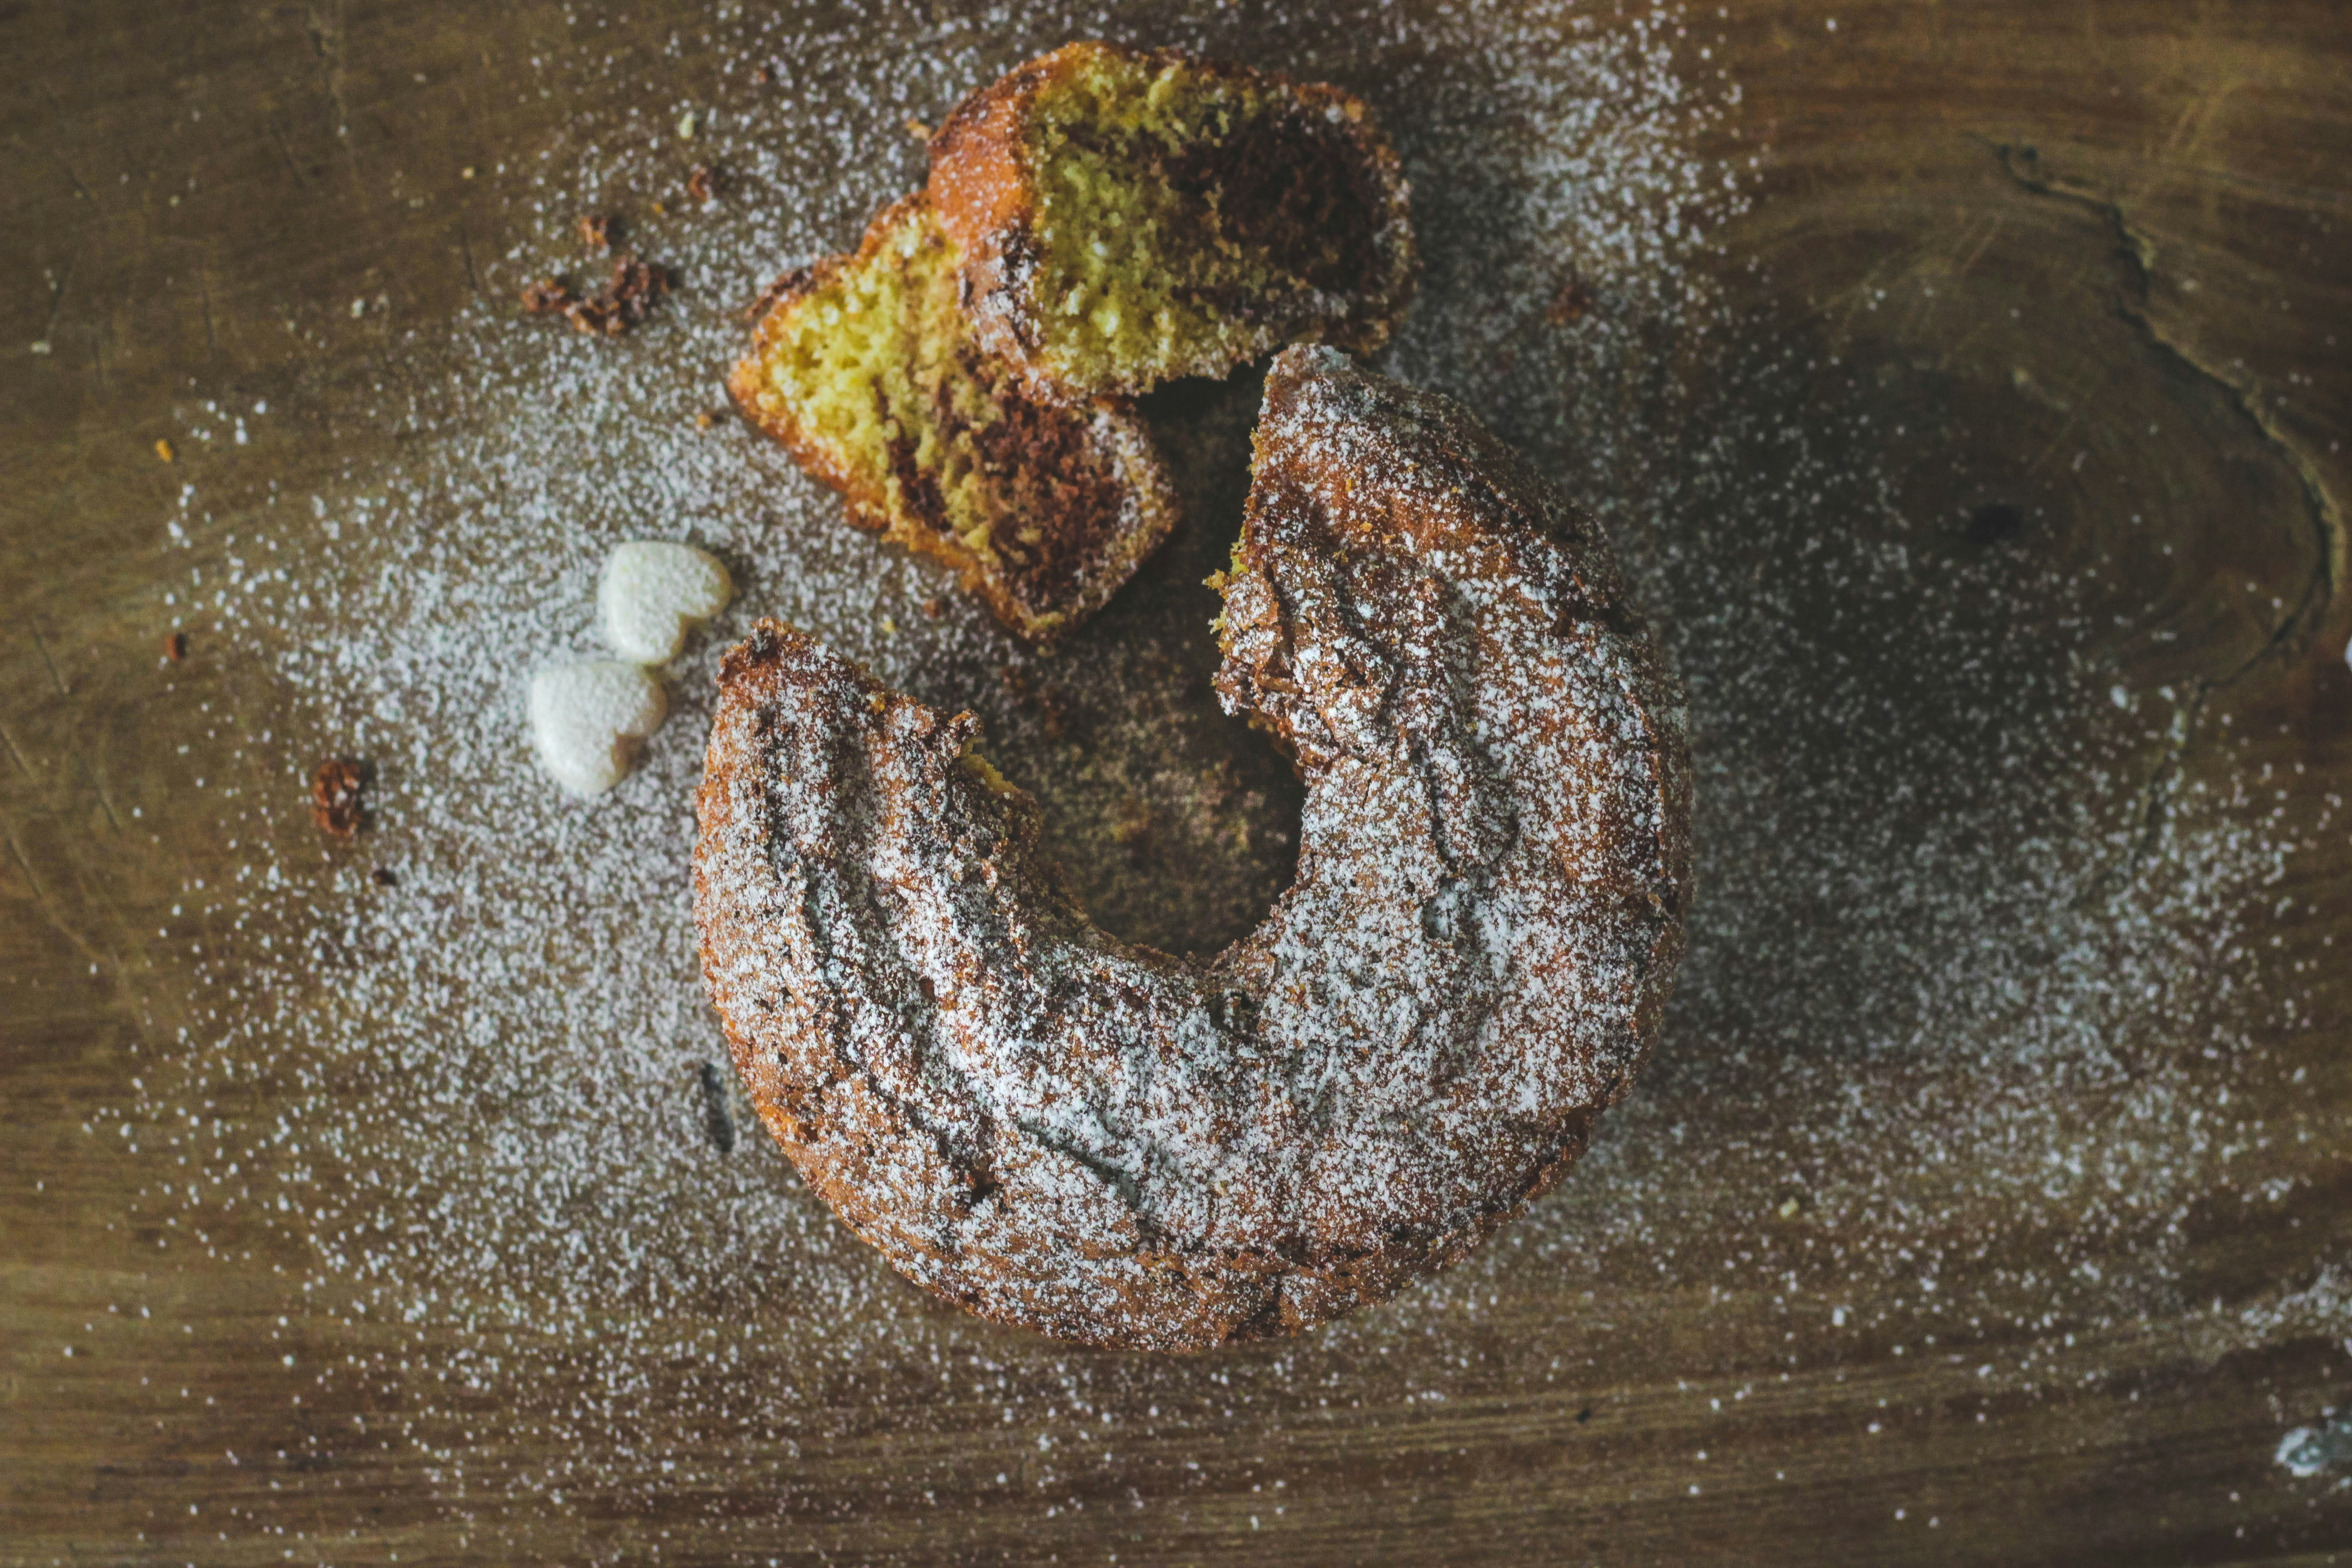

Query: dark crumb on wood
<box><xmin>697</xmin><ymin>1062</ymin><xmax>737</xmax><ymax>1154</ymax></box>
<box><xmin>921</xmin><ymin>596</ymin><xmax>946</xmax><ymax>620</ymax></box>
<box><xmin>578</xmin><ymin>211</ymin><xmax>623</xmax><ymax>251</ymax></box>
<box><xmin>370</xmin><ymin>867</ymin><xmax>398</xmax><ymax>887</ymax></box>
<box><xmin>566</xmin><ymin>297</ymin><xmax>620</xmax><ymax>335</ymax></box>
<box><xmin>526</xmin><ymin>236</ymin><xmax>670</xmax><ymax>336</ymax></box>
<box><xmin>163</xmin><ymin>631</ymin><xmax>186</xmax><ymax>662</ymax></box>
<box><xmin>560</xmin><ymin>254</ymin><xmax>673</xmax><ymax>338</ymax></box>
<box><xmin>521</xmin><ymin>277</ymin><xmax>574</xmax><ymax>315</ymax></box>
<box><xmin>1545</xmin><ymin>274</ymin><xmax>1593</xmax><ymax>326</ymax></box>
<box><xmin>610</xmin><ymin>252</ymin><xmax>670</xmax><ymax>315</ymax></box>
<box><xmin>750</xmin><ymin>64</ymin><xmax>772</xmax><ymax>85</ymax></box>
<box><xmin>686</xmin><ymin>163</ymin><xmax>719</xmax><ymax>205</ymax></box>
<box><xmin>311</xmin><ymin>758</ymin><xmax>367</xmax><ymax>840</ymax></box>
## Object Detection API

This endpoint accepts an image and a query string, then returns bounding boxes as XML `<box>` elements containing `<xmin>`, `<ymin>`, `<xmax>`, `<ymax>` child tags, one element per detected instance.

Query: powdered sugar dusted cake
<box><xmin>693</xmin><ymin>347</ymin><xmax>1692</xmax><ymax>1350</ymax></box>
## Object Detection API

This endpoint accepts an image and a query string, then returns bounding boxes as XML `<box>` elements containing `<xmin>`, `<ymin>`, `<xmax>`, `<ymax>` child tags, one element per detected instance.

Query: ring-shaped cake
<box><xmin>695</xmin><ymin>347</ymin><xmax>1693</xmax><ymax>1350</ymax></box>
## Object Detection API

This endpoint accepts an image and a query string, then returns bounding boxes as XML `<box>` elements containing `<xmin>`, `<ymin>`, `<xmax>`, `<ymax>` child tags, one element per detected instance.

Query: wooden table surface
<box><xmin>5</xmin><ymin>1</ymin><xmax>2351</xmax><ymax>1563</ymax></box>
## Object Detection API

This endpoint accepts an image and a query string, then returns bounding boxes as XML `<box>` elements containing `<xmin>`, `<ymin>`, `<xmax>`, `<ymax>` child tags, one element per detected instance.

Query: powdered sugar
<box><xmin>96</xmin><ymin>0</ymin><xmax>2334</xmax><ymax>1547</ymax></box>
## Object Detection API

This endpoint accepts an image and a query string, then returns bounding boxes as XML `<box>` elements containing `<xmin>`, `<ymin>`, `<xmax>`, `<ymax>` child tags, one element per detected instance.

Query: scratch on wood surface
<box><xmin>78</xmin><ymin>755</ymin><xmax>125</xmax><ymax>836</ymax></box>
<box><xmin>1953</xmin><ymin>211</ymin><xmax>2005</xmax><ymax>279</ymax></box>
<box><xmin>9</xmin><ymin>128</ymin><xmax>94</xmax><ymax>209</ymax></box>
<box><xmin>2160</xmin><ymin>79</ymin><xmax>2239</xmax><ymax>163</ymax></box>
<box><xmin>198</xmin><ymin>276</ymin><xmax>221</xmax><ymax>360</ymax></box>
<box><xmin>41</xmin><ymin>258</ymin><xmax>75</xmax><ymax>339</ymax></box>
<box><xmin>269</xmin><ymin>123</ymin><xmax>312</xmax><ymax>191</ymax></box>
<box><xmin>0</xmin><ymin>720</ymin><xmax>34</xmax><ymax>781</ymax></box>
<box><xmin>456</xmin><ymin>219</ymin><xmax>484</xmax><ymax>299</ymax></box>
<box><xmin>2023</xmin><ymin>406</ymin><xmax>2087</xmax><ymax>477</ymax></box>
<box><xmin>304</xmin><ymin>0</ymin><xmax>358</xmax><ymax>174</ymax></box>
<box><xmin>0</xmin><ymin>810</ymin><xmax>48</xmax><ymax>902</ymax></box>
<box><xmin>0</xmin><ymin>807</ymin><xmax>99</xmax><ymax>966</ymax></box>
<box><xmin>31</xmin><ymin>83</ymin><xmax>98</xmax><ymax>205</ymax></box>
<box><xmin>28</xmin><ymin>627</ymin><xmax>68</xmax><ymax>697</ymax></box>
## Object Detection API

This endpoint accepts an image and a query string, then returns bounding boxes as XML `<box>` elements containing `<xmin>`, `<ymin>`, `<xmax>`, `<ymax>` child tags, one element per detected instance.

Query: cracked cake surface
<box><xmin>693</xmin><ymin>347</ymin><xmax>1692</xmax><ymax>1350</ymax></box>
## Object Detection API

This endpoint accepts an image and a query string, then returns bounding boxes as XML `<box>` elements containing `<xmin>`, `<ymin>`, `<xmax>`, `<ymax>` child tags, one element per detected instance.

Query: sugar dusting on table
<box><xmin>104</xmin><ymin>0</ymin><xmax>2336</xmax><ymax>1543</ymax></box>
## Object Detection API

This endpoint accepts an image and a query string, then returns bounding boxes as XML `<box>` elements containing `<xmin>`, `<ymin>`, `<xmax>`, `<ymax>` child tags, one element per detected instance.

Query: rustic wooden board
<box><xmin>5</xmin><ymin>1</ymin><xmax>2350</xmax><ymax>1564</ymax></box>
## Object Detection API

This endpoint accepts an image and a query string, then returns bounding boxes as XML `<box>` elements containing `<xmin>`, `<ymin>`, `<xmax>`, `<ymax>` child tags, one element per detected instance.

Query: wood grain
<box><xmin>4</xmin><ymin>2</ymin><xmax>2350</xmax><ymax>1564</ymax></box>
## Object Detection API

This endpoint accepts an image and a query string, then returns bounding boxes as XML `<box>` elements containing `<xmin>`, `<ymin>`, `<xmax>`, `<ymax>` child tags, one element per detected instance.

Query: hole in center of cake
<box><xmin>982</xmin><ymin>366</ymin><xmax>1304</xmax><ymax>960</ymax></box>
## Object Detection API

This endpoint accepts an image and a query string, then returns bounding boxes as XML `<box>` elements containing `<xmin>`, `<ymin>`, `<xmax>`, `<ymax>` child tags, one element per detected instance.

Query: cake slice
<box><xmin>927</xmin><ymin>42</ymin><xmax>1417</xmax><ymax>398</ymax></box>
<box><xmin>728</xmin><ymin>193</ymin><xmax>1180</xmax><ymax>643</ymax></box>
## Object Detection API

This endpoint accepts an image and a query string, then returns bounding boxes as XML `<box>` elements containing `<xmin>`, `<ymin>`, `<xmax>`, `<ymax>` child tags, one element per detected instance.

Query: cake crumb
<box><xmin>164</xmin><ymin>631</ymin><xmax>187</xmax><ymax>663</ymax></box>
<box><xmin>578</xmin><ymin>212</ymin><xmax>622</xmax><ymax>252</ymax></box>
<box><xmin>520</xmin><ymin>277</ymin><xmax>574</xmax><ymax>316</ymax></box>
<box><xmin>154</xmin><ymin>438</ymin><xmax>175</xmax><ymax>463</ymax></box>
<box><xmin>686</xmin><ymin>163</ymin><xmax>719</xmax><ymax>205</ymax></box>
<box><xmin>310</xmin><ymin>758</ymin><xmax>367</xmax><ymax>840</ymax></box>
<box><xmin>542</xmin><ymin>255</ymin><xmax>673</xmax><ymax>338</ymax></box>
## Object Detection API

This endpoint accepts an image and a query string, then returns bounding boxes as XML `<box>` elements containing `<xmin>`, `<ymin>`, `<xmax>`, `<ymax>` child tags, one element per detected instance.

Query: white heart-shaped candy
<box><xmin>598</xmin><ymin>541</ymin><xmax>735</xmax><ymax>663</ymax></box>
<box><xmin>529</xmin><ymin>661</ymin><xmax>668</xmax><ymax>797</ymax></box>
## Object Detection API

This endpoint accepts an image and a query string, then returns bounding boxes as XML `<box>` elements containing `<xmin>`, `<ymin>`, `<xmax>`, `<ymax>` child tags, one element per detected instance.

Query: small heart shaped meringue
<box><xmin>529</xmin><ymin>661</ymin><xmax>668</xmax><ymax>797</ymax></box>
<box><xmin>598</xmin><ymin>541</ymin><xmax>735</xmax><ymax>663</ymax></box>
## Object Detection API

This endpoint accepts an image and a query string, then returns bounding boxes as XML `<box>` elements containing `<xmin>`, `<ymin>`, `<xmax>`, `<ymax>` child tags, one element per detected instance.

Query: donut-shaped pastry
<box><xmin>694</xmin><ymin>346</ymin><xmax>1693</xmax><ymax>1351</ymax></box>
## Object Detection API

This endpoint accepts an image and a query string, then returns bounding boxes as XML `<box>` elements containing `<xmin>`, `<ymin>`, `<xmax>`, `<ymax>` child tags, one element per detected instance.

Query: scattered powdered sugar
<box><xmin>97</xmin><ymin>0</ymin><xmax>2338</xmax><ymax>1548</ymax></box>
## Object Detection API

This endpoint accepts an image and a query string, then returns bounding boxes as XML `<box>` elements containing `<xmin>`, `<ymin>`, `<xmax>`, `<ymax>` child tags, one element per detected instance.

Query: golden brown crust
<box><xmin>727</xmin><ymin>193</ymin><xmax>1181</xmax><ymax>643</ymax></box>
<box><xmin>925</xmin><ymin>62</ymin><xmax>1037</xmax><ymax>276</ymax></box>
<box><xmin>927</xmin><ymin>42</ymin><xmax>1418</xmax><ymax>397</ymax></box>
<box><xmin>695</xmin><ymin>349</ymin><xmax>1690</xmax><ymax>1351</ymax></box>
